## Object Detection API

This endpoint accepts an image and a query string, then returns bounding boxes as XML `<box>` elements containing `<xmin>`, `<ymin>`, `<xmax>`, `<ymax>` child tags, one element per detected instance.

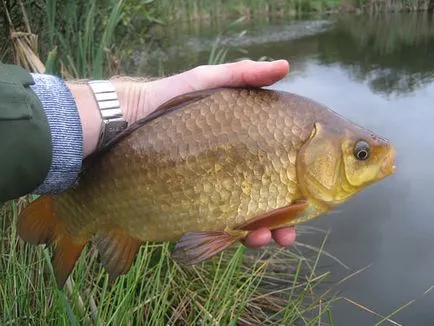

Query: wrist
<box><xmin>67</xmin><ymin>77</ymin><xmax>151</xmax><ymax>157</ymax></box>
<box><xmin>67</xmin><ymin>82</ymin><xmax>102</xmax><ymax>157</ymax></box>
<box><xmin>110</xmin><ymin>77</ymin><xmax>152</xmax><ymax>123</ymax></box>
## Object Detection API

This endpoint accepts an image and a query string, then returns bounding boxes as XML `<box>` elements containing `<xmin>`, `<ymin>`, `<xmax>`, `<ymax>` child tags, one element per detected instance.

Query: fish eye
<box><xmin>354</xmin><ymin>140</ymin><xmax>370</xmax><ymax>161</ymax></box>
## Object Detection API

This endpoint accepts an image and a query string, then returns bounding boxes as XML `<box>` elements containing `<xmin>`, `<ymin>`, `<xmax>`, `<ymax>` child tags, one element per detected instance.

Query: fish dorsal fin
<box><xmin>153</xmin><ymin>87</ymin><xmax>221</xmax><ymax>113</ymax></box>
<box><xmin>93</xmin><ymin>230</ymin><xmax>143</xmax><ymax>282</ymax></box>
<box><xmin>237</xmin><ymin>200</ymin><xmax>308</xmax><ymax>231</ymax></box>
<box><xmin>172</xmin><ymin>201</ymin><xmax>308</xmax><ymax>266</ymax></box>
<box><xmin>17</xmin><ymin>196</ymin><xmax>89</xmax><ymax>288</ymax></box>
<box><xmin>80</xmin><ymin>88</ymin><xmax>222</xmax><ymax>176</ymax></box>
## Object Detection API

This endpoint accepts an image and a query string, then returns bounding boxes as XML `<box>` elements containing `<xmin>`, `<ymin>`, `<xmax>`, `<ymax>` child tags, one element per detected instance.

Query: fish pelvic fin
<box><xmin>17</xmin><ymin>196</ymin><xmax>88</xmax><ymax>288</ymax></box>
<box><xmin>93</xmin><ymin>230</ymin><xmax>143</xmax><ymax>283</ymax></box>
<box><xmin>172</xmin><ymin>229</ymin><xmax>248</xmax><ymax>266</ymax></box>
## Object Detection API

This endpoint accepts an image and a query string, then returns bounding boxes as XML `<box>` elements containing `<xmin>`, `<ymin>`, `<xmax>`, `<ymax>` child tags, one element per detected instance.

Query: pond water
<box><xmin>126</xmin><ymin>13</ymin><xmax>434</xmax><ymax>325</ymax></box>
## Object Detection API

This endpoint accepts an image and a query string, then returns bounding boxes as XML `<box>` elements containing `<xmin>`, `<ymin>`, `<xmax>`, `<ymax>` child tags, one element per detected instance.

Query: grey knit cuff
<box><xmin>30</xmin><ymin>73</ymin><xmax>83</xmax><ymax>194</ymax></box>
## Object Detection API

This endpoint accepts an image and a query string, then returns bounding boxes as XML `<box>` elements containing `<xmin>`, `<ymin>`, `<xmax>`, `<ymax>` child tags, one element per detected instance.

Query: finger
<box><xmin>272</xmin><ymin>227</ymin><xmax>296</xmax><ymax>247</ymax></box>
<box><xmin>191</xmin><ymin>59</ymin><xmax>290</xmax><ymax>89</ymax></box>
<box><xmin>145</xmin><ymin>59</ymin><xmax>290</xmax><ymax>116</ymax></box>
<box><xmin>242</xmin><ymin>227</ymin><xmax>272</xmax><ymax>248</ymax></box>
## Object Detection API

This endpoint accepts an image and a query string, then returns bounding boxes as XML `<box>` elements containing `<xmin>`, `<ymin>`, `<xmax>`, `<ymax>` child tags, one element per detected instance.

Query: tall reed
<box><xmin>152</xmin><ymin>0</ymin><xmax>433</xmax><ymax>22</ymax></box>
<box><xmin>42</xmin><ymin>0</ymin><xmax>125</xmax><ymax>78</ymax></box>
<box><xmin>154</xmin><ymin>0</ymin><xmax>343</xmax><ymax>22</ymax></box>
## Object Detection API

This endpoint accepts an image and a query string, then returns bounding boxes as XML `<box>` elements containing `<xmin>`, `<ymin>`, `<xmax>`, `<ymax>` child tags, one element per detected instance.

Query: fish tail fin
<box><xmin>18</xmin><ymin>195</ymin><xmax>88</xmax><ymax>288</ymax></box>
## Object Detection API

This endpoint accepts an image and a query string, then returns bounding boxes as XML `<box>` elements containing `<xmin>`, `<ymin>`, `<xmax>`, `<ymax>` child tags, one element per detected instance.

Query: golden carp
<box><xmin>18</xmin><ymin>87</ymin><xmax>396</xmax><ymax>287</ymax></box>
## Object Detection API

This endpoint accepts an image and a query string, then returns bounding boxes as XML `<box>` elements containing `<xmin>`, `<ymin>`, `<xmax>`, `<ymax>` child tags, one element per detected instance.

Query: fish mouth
<box><xmin>378</xmin><ymin>146</ymin><xmax>396</xmax><ymax>178</ymax></box>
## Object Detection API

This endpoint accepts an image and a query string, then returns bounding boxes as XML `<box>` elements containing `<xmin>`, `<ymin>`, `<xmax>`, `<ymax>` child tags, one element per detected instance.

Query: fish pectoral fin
<box><xmin>17</xmin><ymin>196</ymin><xmax>89</xmax><ymax>288</ymax></box>
<box><xmin>93</xmin><ymin>230</ymin><xmax>143</xmax><ymax>283</ymax></box>
<box><xmin>172</xmin><ymin>230</ymin><xmax>247</xmax><ymax>266</ymax></box>
<box><xmin>236</xmin><ymin>200</ymin><xmax>309</xmax><ymax>231</ymax></box>
<box><xmin>171</xmin><ymin>201</ymin><xmax>308</xmax><ymax>266</ymax></box>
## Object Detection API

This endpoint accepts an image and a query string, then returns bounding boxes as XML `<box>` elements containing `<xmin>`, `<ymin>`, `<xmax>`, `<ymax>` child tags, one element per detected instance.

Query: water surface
<box><xmin>127</xmin><ymin>13</ymin><xmax>434</xmax><ymax>325</ymax></box>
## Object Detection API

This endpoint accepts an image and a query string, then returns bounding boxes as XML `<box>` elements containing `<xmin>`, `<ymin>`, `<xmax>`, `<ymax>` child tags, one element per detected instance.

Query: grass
<box><xmin>0</xmin><ymin>198</ymin><xmax>339</xmax><ymax>325</ymax></box>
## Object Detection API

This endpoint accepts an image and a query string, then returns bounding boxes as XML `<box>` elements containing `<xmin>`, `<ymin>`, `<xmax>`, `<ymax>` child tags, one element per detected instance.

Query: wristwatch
<box><xmin>88</xmin><ymin>80</ymin><xmax>128</xmax><ymax>149</ymax></box>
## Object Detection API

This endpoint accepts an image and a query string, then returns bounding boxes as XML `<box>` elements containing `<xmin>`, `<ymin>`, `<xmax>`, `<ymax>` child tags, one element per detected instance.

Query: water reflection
<box><xmin>128</xmin><ymin>13</ymin><xmax>434</xmax><ymax>98</ymax></box>
<box><xmin>311</xmin><ymin>13</ymin><xmax>434</xmax><ymax>97</ymax></box>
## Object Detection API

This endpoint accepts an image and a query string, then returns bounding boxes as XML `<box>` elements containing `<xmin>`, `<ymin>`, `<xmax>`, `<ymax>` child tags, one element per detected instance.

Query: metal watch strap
<box><xmin>88</xmin><ymin>80</ymin><xmax>128</xmax><ymax>149</ymax></box>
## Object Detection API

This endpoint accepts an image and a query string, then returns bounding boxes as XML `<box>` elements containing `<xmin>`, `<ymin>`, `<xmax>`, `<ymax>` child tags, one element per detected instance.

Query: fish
<box><xmin>17</xmin><ymin>87</ymin><xmax>396</xmax><ymax>288</ymax></box>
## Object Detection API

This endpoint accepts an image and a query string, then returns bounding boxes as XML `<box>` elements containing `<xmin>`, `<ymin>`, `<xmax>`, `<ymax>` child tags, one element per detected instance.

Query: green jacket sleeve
<box><xmin>0</xmin><ymin>63</ymin><xmax>52</xmax><ymax>203</ymax></box>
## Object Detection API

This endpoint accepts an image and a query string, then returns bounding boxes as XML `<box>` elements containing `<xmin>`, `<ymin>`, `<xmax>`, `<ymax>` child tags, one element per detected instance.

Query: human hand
<box><xmin>111</xmin><ymin>59</ymin><xmax>291</xmax><ymax>122</ymax></box>
<box><xmin>71</xmin><ymin>59</ymin><xmax>296</xmax><ymax>249</ymax></box>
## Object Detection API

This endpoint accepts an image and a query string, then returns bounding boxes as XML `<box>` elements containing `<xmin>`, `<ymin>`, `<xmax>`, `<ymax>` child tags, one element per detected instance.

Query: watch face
<box><xmin>103</xmin><ymin>119</ymin><xmax>128</xmax><ymax>146</ymax></box>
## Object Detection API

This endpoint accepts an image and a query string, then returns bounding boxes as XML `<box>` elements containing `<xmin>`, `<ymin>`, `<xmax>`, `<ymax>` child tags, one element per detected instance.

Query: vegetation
<box><xmin>153</xmin><ymin>0</ymin><xmax>342</xmax><ymax>21</ymax></box>
<box><xmin>2</xmin><ymin>0</ymin><xmax>161</xmax><ymax>78</ymax></box>
<box><xmin>1</xmin><ymin>199</ymin><xmax>341</xmax><ymax>324</ymax></box>
<box><xmin>151</xmin><ymin>0</ymin><xmax>434</xmax><ymax>21</ymax></box>
<box><xmin>2</xmin><ymin>0</ymin><xmax>434</xmax><ymax>77</ymax></box>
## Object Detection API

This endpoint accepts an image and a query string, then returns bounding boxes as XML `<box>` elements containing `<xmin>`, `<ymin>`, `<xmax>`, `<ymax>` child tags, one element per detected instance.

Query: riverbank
<box><xmin>2</xmin><ymin>1</ymin><xmax>434</xmax><ymax>76</ymax></box>
<box><xmin>152</xmin><ymin>0</ymin><xmax>434</xmax><ymax>22</ymax></box>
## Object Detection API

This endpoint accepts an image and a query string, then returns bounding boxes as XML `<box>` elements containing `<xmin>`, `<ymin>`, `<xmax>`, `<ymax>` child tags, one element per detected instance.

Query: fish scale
<box><xmin>18</xmin><ymin>87</ymin><xmax>395</xmax><ymax>287</ymax></box>
<box><xmin>57</xmin><ymin>89</ymin><xmax>311</xmax><ymax>239</ymax></box>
